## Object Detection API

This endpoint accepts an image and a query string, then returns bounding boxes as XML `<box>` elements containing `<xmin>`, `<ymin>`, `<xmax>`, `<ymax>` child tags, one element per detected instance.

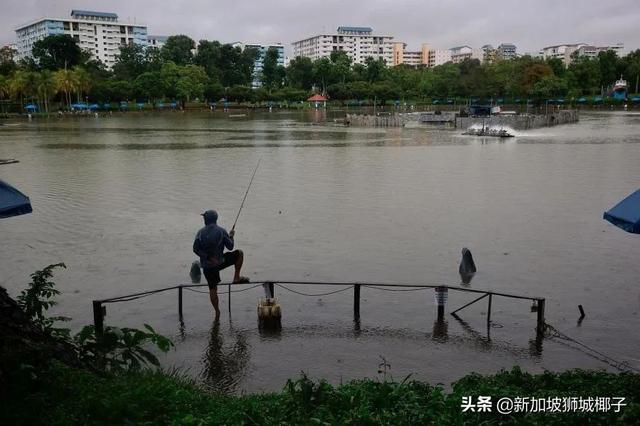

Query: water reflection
<box><xmin>200</xmin><ymin>320</ymin><xmax>250</xmax><ymax>393</ymax></box>
<box><xmin>431</xmin><ymin>320</ymin><xmax>449</xmax><ymax>342</ymax></box>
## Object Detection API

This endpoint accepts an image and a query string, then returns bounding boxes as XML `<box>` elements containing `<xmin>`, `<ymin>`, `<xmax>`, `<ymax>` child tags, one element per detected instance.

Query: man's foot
<box><xmin>233</xmin><ymin>276</ymin><xmax>250</xmax><ymax>284</ymax></box>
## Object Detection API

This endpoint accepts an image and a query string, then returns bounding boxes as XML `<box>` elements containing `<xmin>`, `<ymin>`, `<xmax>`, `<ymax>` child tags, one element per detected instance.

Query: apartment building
<box><xmin>540</xmin><ymin>43</ymin><xmax>623</xmax><ymax>66</ymax></box>
<box><xmin>14</xmin><ymin>10</ymin><xmax>147</xmax><ymax>69</ymax></box>
<box><xmin>292</xmin><ymin>26</ymin><xmax>394</xmax><ymax>65</ymax></box>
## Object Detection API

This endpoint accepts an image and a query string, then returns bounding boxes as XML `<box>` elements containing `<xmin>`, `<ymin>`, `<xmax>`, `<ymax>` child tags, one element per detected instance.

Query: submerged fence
<box><xmin>92</xmin><ymin>281</ymin><xmax>545</xmax><ymax>339</ymax></box>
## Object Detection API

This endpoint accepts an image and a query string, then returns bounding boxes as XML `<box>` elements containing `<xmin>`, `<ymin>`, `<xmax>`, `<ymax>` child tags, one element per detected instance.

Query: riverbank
<box><xmin>2</xmin><ymin>361</ymin><xmax>638</xmax><ymax>425</ymax></box>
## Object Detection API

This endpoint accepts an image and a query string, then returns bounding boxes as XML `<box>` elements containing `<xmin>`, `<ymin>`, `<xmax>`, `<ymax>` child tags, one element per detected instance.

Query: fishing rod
<box><xmin>231</xmin><ymin>156</ymin><xmax>262</xmax><ymax>232</ymax></box>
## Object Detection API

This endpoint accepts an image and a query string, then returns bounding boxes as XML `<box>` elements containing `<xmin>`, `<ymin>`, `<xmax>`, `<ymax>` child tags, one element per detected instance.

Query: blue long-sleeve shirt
<box><xmin>193</xmin><ymin>224</ymin><xmax>234</xmax><ymax>269</ymax></box>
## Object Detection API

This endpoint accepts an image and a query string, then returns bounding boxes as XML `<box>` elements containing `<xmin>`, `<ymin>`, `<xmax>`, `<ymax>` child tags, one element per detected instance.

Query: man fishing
<box><xmin>194</xmin><ymin>209</ymin><xmax>249</xmax><ymax>318</ymax></box>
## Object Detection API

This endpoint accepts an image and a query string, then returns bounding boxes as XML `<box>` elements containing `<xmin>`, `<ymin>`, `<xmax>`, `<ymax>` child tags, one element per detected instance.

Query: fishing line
<box><xmin>231</xmin><ymin>156</ymin><xmax>262</xmax><ymax>232</ymax></box>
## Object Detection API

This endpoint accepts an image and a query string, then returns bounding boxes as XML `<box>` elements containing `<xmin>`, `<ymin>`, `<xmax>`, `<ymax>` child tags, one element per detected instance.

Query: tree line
<box><xmin>1</xmin><ymin>34</ymin><xmax>639</xmax><ymax>111</ymax></box>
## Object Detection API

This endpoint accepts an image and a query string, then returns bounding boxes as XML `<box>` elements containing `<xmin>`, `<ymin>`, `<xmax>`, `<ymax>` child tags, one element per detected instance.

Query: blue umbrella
<box><xmin>89</xmin><ymin>103</ymin><xmax>100</xmax><ymax>110</ymax></box>
<box><xmin>604</xmin><ymin>189</ymin><xmax>640</xmax><ymax>234</ymax></box>
<box><xmin>25</xmin><ymin>104</ymin><xmax>38</xmax><ymax>111</ymax></box>
<box><xmin>0</xmin><ymin>180</ymin><xmax>32</xmax><ymax>218</ymax></box>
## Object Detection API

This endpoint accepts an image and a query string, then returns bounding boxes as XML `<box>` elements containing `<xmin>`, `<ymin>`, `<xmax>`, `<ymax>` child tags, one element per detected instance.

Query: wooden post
<box><xmin>228</xmin><ymin>284</ymin><xmax>231</xmax><ymax>312</ymax></box>
<box><xmin>92</xmin><ymin>300</ymin><xmax>104</xmax><ymax>340</ymax></box>
<box><xmin>354</xmin><ymin>284</ymin><xmax>361</xmax><ymax>320</ymax></box>
<box><xmin>268</xmin><ymin>282</ymin><xmax>275</xmax><ymax>299</ymax></box>
<box><xmin>436</xmin><ymin>286</ymin><xmax>447</xmax><ymax>322</ymax></box>
<box><xmin>178</xmin><ymin>285</ymin><xmax>183</xmax><ymax>318</ymax></box>
<box><xmin>536</xmin><ymin>298</ymin><xmax>546</xmax><ymax>337</ymax></box>
<box><xmin>487</xmin><ymin>294</ymin><xmax>492</xmax><ymax>329</ymax></box>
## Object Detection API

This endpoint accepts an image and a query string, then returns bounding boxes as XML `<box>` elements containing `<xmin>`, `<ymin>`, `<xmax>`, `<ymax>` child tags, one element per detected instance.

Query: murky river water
<box><xmin>1</xmin><ymin>110</ymin><xmax>639</xmax><ymax>392</ymax></box>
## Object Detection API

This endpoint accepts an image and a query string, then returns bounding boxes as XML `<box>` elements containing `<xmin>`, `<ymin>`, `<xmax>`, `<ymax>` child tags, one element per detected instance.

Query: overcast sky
<box><xmin>2</xmin><ymin>0</ymin><xmax>639</xmax><ymax>55</ymax></box>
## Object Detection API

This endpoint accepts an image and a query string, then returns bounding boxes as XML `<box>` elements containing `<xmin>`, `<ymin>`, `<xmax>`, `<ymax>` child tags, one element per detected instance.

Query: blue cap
<box><xmin>201</xmin><ymin>209</ymin><xmax>218</xmax><ymax>223</ymax></box>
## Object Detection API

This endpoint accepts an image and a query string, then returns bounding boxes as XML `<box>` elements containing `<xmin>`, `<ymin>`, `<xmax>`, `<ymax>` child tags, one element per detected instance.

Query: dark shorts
<box><xmin>203</xmin><ymin>250</ymin><xmax>241</xmax><ymax>289</ymax></box>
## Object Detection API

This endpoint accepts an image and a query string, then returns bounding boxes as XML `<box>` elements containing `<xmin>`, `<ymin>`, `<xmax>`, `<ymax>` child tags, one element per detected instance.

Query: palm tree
<box><xmin>23</xmin><ymin>72</ymin><xmax>39</xmax><ymax>109</ymax></box>
<box><xmin>72</xmin><ymin>67</ymin><xmax>91</xmax><ymax>103</ymax></box>
<box><xmin>0</xmin><ymin>75</ymin><xmax>8</xmax><ymax>113</ymax></box>
<box><xmin>37</xmin><ymin>70</ymin><xmax>56</xmax><ymax>114</ymax></box>
<box><xmin>9</xmin><ymin>70</ymin><xmax>29</xmax><ymax>112</ymax></box>
<box><xmin>54</xmin><ymin>69</ymin><xmax>77</xmax><ymax>109</ymax></box>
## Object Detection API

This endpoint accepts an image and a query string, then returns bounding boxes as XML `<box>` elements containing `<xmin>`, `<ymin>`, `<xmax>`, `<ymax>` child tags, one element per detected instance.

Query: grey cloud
<box><xmin>1</xmin><ymin>0</ymin><xmax>637</xmax><ymax>55</ymax></box>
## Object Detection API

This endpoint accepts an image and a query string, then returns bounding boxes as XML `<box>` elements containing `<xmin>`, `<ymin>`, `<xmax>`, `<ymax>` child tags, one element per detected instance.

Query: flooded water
<box><xmin>1</xmin><ymin>110</ymin><xmax>639</xmax><ymax>392</ymax></box>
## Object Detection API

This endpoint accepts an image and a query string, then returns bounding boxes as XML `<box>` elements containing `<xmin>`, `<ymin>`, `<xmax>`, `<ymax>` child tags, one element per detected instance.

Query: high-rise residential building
<box><xmin>496</xmin><ymin>43</ymin><xmax>517</xmax><ymax>60</ymax></box>
<box><xmin>450</xmin><ymin>46</ymin><xmax>484</xmax><ymax>63</ymax></box>
<box><xmin>14</xmin><ymin>10</ymin><xmax>147</xmax><ymax>69</ymax></box>
<box><xmin>540</xmin><ymin>43</ymin><xmax>623</xmax><ymax>66</ymax></box>
<box><xmin>292</xmin><ymin>26</ymin><xmax>394</xmax><ymax>65</ymax></box>
<box><xmin>392</xmin><ymin>42</ymin><xmax>430</xmax><ymax>67</ymax></box>
<box><xmin>147</xmin><ymin>35</ymin><xmax>168</xmax><ymax>49</ymax></box>
<box><xmin>428</xmin><ymin>49</ymin><xmax>452</xmax><ymax>67</ymax></box>
<box><xmin>233</xmin><ymin>42</ymin><xmax>285</xmax><ymax>88</ymax></box>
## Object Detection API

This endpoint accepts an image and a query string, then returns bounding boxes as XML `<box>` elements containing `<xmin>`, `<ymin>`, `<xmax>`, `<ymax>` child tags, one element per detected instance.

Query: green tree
<box><xmin>567</xmin><ymin>57</ymin><xmax>601</xmax><ymax>95</ymax></box>
<box><xmin>204</xmin><ymin>81</ymin><xmax>224</xmax><ymax>101</ymax></box>
<box><xmin>113</xmin><ymin>44</ymin><xmax>149</xmax><ymax>80</ymax></box>
<box><xmin>227</xmin><ymin>85</ymin><xmax>252</xmax><ymax>102</ymax></box>
<box><xmin>32</xmin><ymin>34</ymin><xmax>83</xmax><ymax>70</ymax></box>
<box><xmin>54</xmin><ymin>69</ymin><xmax>78</xmax><ymax>108</ymax></box>
<box><xmin>175</xmin><ymin>65</ymin><xmax>207</xmax><ymax>105</ymax></box>
<box><xmin>597</xmin><ymin>50</ymin><xmax>620</xmax><ymax>88</ymax></box>
<box><xmin>133</xmin><ymin>72</ymin><xmax>166</xmax><ymax>103</ymax></box>
<box><xmin>0</xmin><ymin>45</ymin><xmax>17</xmax><ymax>75</ymax></box>
<box><xmin>36</xmin><ymin>70</ymin><xmax>56</xmax><ymax>113</ymax></box>
<box><xmin>349</xmin><ymin>80</ymin><xmax>372</xmax><ymax>100</ymax></box>
<box><xmin>546</xmin><ymin>58</ymin><xmax>566</xmax><ymax>77</ymax></box>
<box><xmin>327</xmin><ymin>82</ymin><xmax>351</xmax><ymax>102</ymax></box>
<box><xmin>286</xmin><ymin>56</ymin><xmax>314</xmax><ymax>90</ymax></box>
<box><xmin>161</xmin><ymin>35</ymin><xmax>195</xmax><ymax>66</ymax></box>
<box><xmin>530</xmin><ymin>75</ymin><xmax>568</xmax><ymax>100</ymax></box>
<box><xmin>363</xmin><ymin>57</ymin><xmax>387</xmax><ymax>83</ymax></box>
<box><xmin>371</xmin><ymin>80</ymin><xmax>401</xmax><ymax>104</ymax></box>
<box><xmin>261</xmin><ymin>47</ymin><xmax>284</xmax><ymax>89</ymax></box>
<box><xmin>313</xmin><ymin>58</ymin><xmax>333</xmax><ymax>94</ymax></box>
<box><xmin>72</xmin><ymin>67</ymin><xmax>91</xmax><ymax>102</ymax></box>
<box><xmin>9</xmin><ymin>70</ymin><xmax>32</xmax><ymax>110</ymax></box>
<box><xmin>0</xmin><ymin>75</ymin><xmax>9</xmax><ymax>113</ymax></box>
<box><xmin>520</xmin><ymin>63</ymin><xmax>553</xmax><ymax>93</ymax></box>
<box><xmin>330</xmin><ymin>50</ymin><xmax>352</xmax><ymax>84</ymax></box>
<box><xmin>194</xmin><ymin>40</ymin><xmax>222</xmax><ymax>80</ymax></box>
<box><xmin>160</xmin><ymin>61</ymin><xmax>181</xmax><ymax>99</ymax></box>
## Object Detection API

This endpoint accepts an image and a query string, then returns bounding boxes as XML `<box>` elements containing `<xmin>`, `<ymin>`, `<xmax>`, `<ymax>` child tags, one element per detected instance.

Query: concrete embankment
<box><xmin>344</xmin><ymin>114</ymin><xmax>403</xmax><ymax>127</ymax></box>
<box><xmin>456</xmin><ymin>110</ymin><xmax>579</xmax><ymax>130</ymax></box>
<box><xmin>345</xmin><ymin>110</ymin><xmax>579</xmax><ymax>129</ymax></box>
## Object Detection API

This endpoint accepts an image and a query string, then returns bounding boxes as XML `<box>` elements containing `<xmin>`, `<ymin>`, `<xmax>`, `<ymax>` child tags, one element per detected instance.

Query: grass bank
<box><xmin>2</xmin><ymin>363</ymin><xmax>639</xmax><ymax>425</ymax></box>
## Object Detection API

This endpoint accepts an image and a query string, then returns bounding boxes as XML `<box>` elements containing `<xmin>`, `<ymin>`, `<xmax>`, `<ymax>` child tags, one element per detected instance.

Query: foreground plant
<box><xmin>16</xmin><ymin>263</ymin><xmax>173</xmax><ymax>371</ymax></box>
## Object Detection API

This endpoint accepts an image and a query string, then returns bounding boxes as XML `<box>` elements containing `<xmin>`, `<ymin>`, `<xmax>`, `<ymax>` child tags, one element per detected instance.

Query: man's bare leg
<box><xmin>233</xmin><ymin>250</ymin><xmax>244</xmax><ymax>283</ymax></box>
<box><xmin>209</xmin><ymin>287</ymin><xmax>220</xmax><ymax>319</ymax></box>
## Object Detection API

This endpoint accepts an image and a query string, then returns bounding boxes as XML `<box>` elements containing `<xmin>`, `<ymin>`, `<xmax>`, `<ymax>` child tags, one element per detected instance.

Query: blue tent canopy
<box><xmin>25</xmin><ymin>104</ymin><xmax>38</xmax><ymax>111</ymax></box>
<box><xmin>0</xmin><ymin>180</ymin><xmax>32</xmax><ymax>218</ymax></box>
<box><xmin>89</xmin><ymin>103</ymin><xmax>100</xmax><ymax>110</ymax></box>
<box><xmin>604</xmin><ymin>189</ymin><xmax>640</xmax><ymax>234</ymax></box>
<box><xmin>577</xmin><ymin>97</ymin><xmax>587</xmax><ymax>104</ymax></box>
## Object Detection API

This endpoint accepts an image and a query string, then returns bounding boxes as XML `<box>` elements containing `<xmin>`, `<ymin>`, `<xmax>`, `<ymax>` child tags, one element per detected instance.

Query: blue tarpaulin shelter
<box><xmin>0</xmin><ymin>180</ymin><xmax>32</xmax><ymax>218</ymax></box>
<box><xmin>604</xmin><ymin>189</ymin><xmax>640</xmax><ymax>234</ymax></box>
